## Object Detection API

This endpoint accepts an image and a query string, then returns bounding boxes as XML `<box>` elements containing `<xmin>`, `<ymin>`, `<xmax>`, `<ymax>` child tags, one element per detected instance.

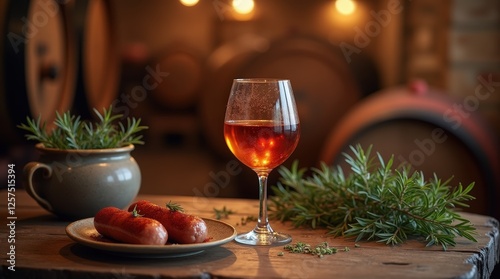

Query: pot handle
<box><xmin>23</xmin><ymin>162</ymin><xmax>54</xmax><ymax>212</ymax></box>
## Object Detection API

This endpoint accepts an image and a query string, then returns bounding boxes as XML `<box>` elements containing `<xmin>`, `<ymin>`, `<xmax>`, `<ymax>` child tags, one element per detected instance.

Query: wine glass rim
<box><xmin>234</xmin><ymin>78</ymin><xmax>290</xmax><ymax>83</ymax></box>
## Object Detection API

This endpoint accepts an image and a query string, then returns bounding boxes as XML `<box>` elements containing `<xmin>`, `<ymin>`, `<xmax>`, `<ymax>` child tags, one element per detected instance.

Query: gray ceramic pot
<box><xmin>23</xmin><ymin>143</ymin><xmax>141</xmax><ymax>220</ymax></box>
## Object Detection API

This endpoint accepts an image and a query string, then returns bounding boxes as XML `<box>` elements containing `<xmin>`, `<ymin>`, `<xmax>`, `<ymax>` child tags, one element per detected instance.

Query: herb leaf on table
<box><xmin>269</xmin><ymin>145</ymin><xmax>477</xmax><ymax>250</ymax></box>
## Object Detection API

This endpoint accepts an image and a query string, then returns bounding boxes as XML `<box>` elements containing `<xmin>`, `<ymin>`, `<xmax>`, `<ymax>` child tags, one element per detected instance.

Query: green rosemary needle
<box><xmin>213</xmin><ymin>206</ymin><xmax>236</xmax><ymax>220</ymax></box>
<box><xmin>269</xmin><ymin>145</ymin><xmax>477</xmax><ymax>250</ymax></box>
<box><xmin>17</xmin><ymin>106</ymin><xmax>148</xmax><ymax>149</ymax></box>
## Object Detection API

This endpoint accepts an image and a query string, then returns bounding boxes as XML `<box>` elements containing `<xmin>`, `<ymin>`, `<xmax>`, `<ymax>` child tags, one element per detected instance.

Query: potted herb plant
<box><xmin>18</xmin><ymin>106</ymin><xmax>148</xmax><ymax>220</ymax></box>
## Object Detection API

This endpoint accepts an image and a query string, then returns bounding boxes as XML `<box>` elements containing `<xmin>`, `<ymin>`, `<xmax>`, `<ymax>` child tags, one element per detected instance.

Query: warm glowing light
<box><xmin>335</xmin><ymin>0</ymin><xmax>356</xmax><ymax>15</ymax></box>
<box><xmin>232</xmin><ymin>0</ymin><xmax>254</xmax><ymax>15</ymax></box>
<box><xmin>179</xmin><ymin>0</ymin><xmax>199</xmax><ymax>7</ymax></box>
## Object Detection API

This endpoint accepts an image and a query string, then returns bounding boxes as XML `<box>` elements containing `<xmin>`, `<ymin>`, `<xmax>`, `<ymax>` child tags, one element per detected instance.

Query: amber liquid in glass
<box><xmin>224</xmin><ymin>120</ymin><xmax>300</xmax><ymax>172</ymax></box>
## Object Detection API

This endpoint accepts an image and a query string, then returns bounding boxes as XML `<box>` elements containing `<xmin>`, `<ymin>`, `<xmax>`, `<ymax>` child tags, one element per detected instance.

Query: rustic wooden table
<box><xmin>1</xmin><ymin>190</ymin><xmax>499</xmax><ymax>279</ymax></box>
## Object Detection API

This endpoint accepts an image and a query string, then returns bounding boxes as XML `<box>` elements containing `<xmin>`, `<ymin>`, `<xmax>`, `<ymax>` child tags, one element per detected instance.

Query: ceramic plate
<box><xmin>66</xmin><ymin>217</ymin><xmax>237</xmax><ymax>258</ymax></box>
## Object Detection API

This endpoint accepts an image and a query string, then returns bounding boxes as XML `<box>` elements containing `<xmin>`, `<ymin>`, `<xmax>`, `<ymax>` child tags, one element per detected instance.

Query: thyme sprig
<box><xmin>269</xmin><ymin>145</ymin><xmax>477</xmax><ymax>250</ymax></box>
<box><xmin>17</xmin><ymin>106</ymin><xmax>148</xmax><ymax>149</ymax></box>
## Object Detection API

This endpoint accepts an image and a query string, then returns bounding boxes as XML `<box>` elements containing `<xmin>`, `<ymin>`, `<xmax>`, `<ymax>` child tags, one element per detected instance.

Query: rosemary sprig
<box><xmin>213</xmin><ymin>206</ymin><xmax>235</xmax><ymax>220</ymax></box>
<box><xmin>239</xmin><ymin>215</ymin><xmax>258</xmax><ymax>226</ymax></box>
<box><xmin>269</xmin><ymin>145</ymin><xmax>477</xmax><ymax>250</ymax></box>
<box><xmin>166</xmin><ymin>201</ymin><xmax>184</xmax><ymax>212</ymax></box>
<box><xmin>130</xmin><ymin>205</ymin><xmax>143</xmax><ymax>217</ymax></box>
<box><xmin>17</xmin><ymin>106</ymin><xmax>148</xmax><ymax>149</ymax></box>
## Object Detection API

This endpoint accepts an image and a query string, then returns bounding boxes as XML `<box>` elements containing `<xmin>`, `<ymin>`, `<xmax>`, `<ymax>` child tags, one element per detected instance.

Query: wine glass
<box><xmin>224</xmin><ymin>78</ymin><xmax>300</xmax><ymax>245</ymax></box>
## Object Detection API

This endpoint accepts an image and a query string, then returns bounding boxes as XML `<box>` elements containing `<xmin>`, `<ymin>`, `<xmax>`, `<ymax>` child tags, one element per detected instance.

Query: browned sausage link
<box><xmin>94</xmin><ymin>207</ymin><xmax>168</xmax><ymax>245</ymax></box>
<box><xmin>128</xmin><ymin>200</ymin><xmax>208</xmax><ymax>244</ymax></box>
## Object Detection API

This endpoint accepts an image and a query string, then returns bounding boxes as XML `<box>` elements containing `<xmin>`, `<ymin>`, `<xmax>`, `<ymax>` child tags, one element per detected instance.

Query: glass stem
<box><xmin>256</xmin><ymin>172</ymin><xmax>272</xmax><ymax>233</ymax></box>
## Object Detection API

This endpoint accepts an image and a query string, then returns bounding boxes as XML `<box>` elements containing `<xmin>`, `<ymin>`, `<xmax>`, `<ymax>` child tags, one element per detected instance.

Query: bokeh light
<box><xmin>232</xmin><ymin>0</ymin><xmax>255</xmax><ymax>15</ymax></box>
<box><xmin>179</xmin><ymin>0</ymin><xmax>199</xmax><ymax>7</ymax></box>
<box><xmin>335</xmin><ymin>0</ymin><xmax>356</xmax><ymax>15</ymax></box>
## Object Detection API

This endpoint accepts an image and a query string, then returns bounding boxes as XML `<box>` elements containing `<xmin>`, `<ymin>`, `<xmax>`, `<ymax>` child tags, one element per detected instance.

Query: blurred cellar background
<box><xmin>0</xmin><ymin>0</ymin><xmax>499</xmax><ymax>219</ymax></box>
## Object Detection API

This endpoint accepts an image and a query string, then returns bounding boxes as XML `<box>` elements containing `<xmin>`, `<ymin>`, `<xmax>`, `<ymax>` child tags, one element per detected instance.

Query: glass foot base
<box><xmin>235</xmin><ymin>230</ymin><xmax>292</xmax><ymax>246</ymax></box>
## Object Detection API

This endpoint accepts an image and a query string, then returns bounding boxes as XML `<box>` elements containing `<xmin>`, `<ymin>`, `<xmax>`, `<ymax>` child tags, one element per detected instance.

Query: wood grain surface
<box><xmin>0</xmin><ymin>190</ymin><xmax>498</xmax><ymax>279</ymax></box>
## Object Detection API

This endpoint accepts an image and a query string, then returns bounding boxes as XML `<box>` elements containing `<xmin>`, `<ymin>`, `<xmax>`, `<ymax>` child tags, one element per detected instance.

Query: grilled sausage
<box><xmin>94</xmin><ymin>206</ymin><xmax>168</xmax><ymax>245</ymax></box>
<box><xmin>128</xmin><ymin>200</ymin><xmax>208</xmax><ymax>244</ymax></box>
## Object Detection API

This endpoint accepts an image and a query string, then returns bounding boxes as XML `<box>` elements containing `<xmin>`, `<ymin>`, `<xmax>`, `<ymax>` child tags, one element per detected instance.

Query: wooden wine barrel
<box><xmin>200</xmin><ymin>34</ymin><xmax>362</xmax><ymax>169</ymax></box>
<box><xmin>1</xmin><ymin>0</ymin><xmax>76</xmax><ymax>144</ymax></box>
<box><xmin>71</xmin><ymin>0</ymin><xmax>120</xmax><ymax>118</ymax></box>
<box><xmin>320</xmin><ymin>81</ymin><xmax>500</xmax><ymax>218</ymax></box>
<box><xmin>148</xmin><ymin>46</ymin><xmax>203</xmax><ymax>110</ymax></box>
